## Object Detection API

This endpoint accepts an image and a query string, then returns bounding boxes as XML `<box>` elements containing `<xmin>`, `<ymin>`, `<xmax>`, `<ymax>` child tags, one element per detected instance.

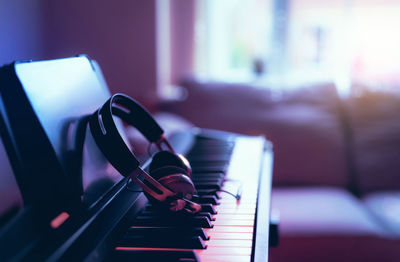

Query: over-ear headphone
<box><xmin>88</xmin><ymin>93</ymin><xmax>201</xmax><ymax>213</ymax></box>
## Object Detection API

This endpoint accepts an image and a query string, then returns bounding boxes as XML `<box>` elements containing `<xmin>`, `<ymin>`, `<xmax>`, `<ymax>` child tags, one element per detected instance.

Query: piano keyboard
<box><xmin>0</xmin><ymin>58</ymin><xmax>273</xmax><ymax>262</ymax></box>
<box><xmin>110</xmin><ymin>133</ymin><xmax>273</xmax><ymax>262</ymax></box>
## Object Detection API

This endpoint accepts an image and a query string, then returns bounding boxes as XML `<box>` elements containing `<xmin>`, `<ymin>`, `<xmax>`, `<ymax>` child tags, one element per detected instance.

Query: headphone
<box><xmin>88</xmin><ymin>93</ymin><xmax>201</xmax><ymax>213</ymax></box>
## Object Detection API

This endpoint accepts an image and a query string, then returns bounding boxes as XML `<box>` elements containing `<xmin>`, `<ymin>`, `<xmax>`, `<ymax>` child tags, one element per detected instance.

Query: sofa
<box><xmin>159</xmin><ymin>78</ymin><xmax>400</xmax><ymax>262</ymax></box>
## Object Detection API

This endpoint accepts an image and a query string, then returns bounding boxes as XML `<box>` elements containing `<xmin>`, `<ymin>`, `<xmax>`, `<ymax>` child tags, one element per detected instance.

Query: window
<box><xmin>195</xmin><ymin>0</ymin><xmax>400</xmax><ymax>93</ymax></box>
<box><xmin>194</xmin><ymin>0</ymin><xmax>273</xmax><ymax>81</ymax></box>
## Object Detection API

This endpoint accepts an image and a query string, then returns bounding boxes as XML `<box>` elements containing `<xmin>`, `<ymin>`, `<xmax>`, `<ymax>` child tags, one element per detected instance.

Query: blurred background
<box><xmin>2</xmin><ymin>0</ymin><xmax>400</xmax><ymax>105</ymax></box>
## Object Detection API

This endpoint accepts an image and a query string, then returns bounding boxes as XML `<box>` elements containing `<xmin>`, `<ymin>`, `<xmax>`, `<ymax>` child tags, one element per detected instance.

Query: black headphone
<box><xmin>88</xmin><ymin>93</ymin><xmax>201</xmax><ymax>213</ymax></box>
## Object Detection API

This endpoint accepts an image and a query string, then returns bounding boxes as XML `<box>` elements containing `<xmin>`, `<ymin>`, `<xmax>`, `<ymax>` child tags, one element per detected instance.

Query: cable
<box><xmin>199</xmin><ymin>185</ymin><xmax>242</xmax><ymax>201</ymax></box>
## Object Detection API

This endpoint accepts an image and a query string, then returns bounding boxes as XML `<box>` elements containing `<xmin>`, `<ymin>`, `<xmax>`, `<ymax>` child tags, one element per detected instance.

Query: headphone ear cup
<box><xmin>150</xmin><ymin>166</ymin><xmax>196</xmax><ymax>199</ymax></box>
<box><xmin>150</xmin><ymin>165</ymin><xmax>187</xmax><ymax>181</ymax></box>
<box><xmin>147</xmin><ymin>151</ymin><xmax>196</xmax><ymax>211</ymax></box>
<box><xmin>150</xmin><ymin>151</ymin><xmax>191</xmax><ymax>177</ymax></box>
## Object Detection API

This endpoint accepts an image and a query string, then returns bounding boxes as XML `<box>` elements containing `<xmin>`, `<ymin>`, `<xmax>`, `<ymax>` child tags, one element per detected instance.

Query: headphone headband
<box><xmin>111</xmin><ymin>94</ymin><xmax>164</xmax><ymax>143</ymax></box>
<box><xmin>88</xmin><ymin>94</ymin><xmax>201</xmax><ymax>212</ymax></box>
<box><xmin>89</xmin><ymin>93</ymin><xmax>165</xmax><ymax>176</ymax></box>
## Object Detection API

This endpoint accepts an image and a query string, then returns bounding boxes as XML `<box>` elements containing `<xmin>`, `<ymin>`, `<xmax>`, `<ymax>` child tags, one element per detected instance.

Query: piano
<box><xmin>0</xmin><ymin>56</ymin><xmax>274</xmax><ymax>262</ymax></box>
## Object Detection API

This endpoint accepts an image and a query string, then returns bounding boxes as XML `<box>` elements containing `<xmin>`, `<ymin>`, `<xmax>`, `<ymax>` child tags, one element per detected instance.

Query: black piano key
<box><xmin>193</xmin><ymin>180</ymin><xmax>224</xmax><ymax>190</ymax></box>
<box><xmin>140</xmin><ymin>207</ymin><xmax>209</xmax><ymax>218</ymax></box>
<box><xmin>188</xmin><ymin>154</ymin><xmax>231</xmax><ymax>161</ymax></box>
<box><xmin>197</xmin><ymin>195</ymin><xmax>219</xmax><ymax>205</ymax></box>
<box><xmin>188</xmin><ymin>148</ymin><xmax>233</xmax><ymax>157</ymax></box>
<box><xmin>138</xmin><ymin>210</ymin><xmax>213</xmax><ymax>222</ymax></box>
<box><xmin>192</xmin><ymin>177</ymin><xmax>224</xmax><ymax>183</ymax></box>
<box><xmin>194</xmin><ymin>182</ymin><xmax>222</xmax><ymax>191</ymax></box>
<box><xmin>188</xmin><ymin>153</ymin><xmax>231</xmax><ymax>160</ymax></box>
<box><xmin>196</xmin><ymin>189</ymin><xmax>221</xmax><ymax>199</ymax></box>
<box><xmin>188</xmin><ymin>147</ymin><xmax>231</xmax><ymax>153</ymax></box>
<box><xmin>189</xmin><ymin>212</ymin><xmax>213</xmax><ymax>222</ymax></box>
<box><xmin>188</xmin><ymin>155</ymin><xmax>232</xmax><ymax>163</ymax></box>
<box><xmin>119</xmin><ymin>235</ymin><xmax>206</xmax><ymax>249</ymax></box>
<box><xmin>190</xmin><ymin>161</ymin><xmax>227</xmax><ymax>167</ymax></box>
<box><xmin>193</xmin><ymin>138</ymin><xmax>234</xmax><ymax>146</ymax></box>
<box><xmin>110</xmin><ymin>250</ymin><xmax>199</xmax><ymax>262</ymax></box>
<box><xmin>190</xmin><ymin>139</ymin><xmax>232</xmax><ymax>145</ymax></box>
<box><xmin>165</xmin><ymin>211</ymin><xmax>215</xmax><ymax>222</ymax></box>
<box><xmin>191</xmin><ymin>143</ymin><xmax>231</xmax><ymax>148</ymax></box>
<box><xmin>191</xmin><ymin>172</ymin><xmax>225</xmax><ymax>180</ymax></box>
<box><xmin>200</xmin><ymin>204</ymin><xmax>217</xmax><ymax>215</ymax></box>
<box><xmin>132</xmin><ymin>215</ymin><xmax>213</xmax><ymax>228</ymax></box>
<box><xmin>190</xmin><ymin>162</ymin><xmax>228</xmax><ymax>168</ymax></box>
<box><xmin>126</xmin><ymin>227</ymin><xmax>210</xmax><ymax>241</ymax></box>
<box><xmin>192</xmin><ymin>165</ymin><xmax>228</xmax><ymax>174</ymax></box>
<box><xmin>188</xmin><ymin>146</ymin><xmax>230</xmax><ymax>152</ymax></box>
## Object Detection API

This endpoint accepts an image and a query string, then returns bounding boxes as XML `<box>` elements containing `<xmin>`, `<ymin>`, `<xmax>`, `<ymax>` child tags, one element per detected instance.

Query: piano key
<box><xmin>127</xmin><ymin>227</ymin><xmax>210</xmax><ymax>241</ymax></box>
<box><xmin>205</xmin><ymin>226</ymin><xmax>254</xmax><ymax>233</ymax></box>
<box><xmin>197</xmin><ymin>212</ymin><xmax>215</xmax><ymax>221</ymax></box>
<box><xmin>194</xmin><ymin>182</ymin><xmax>222</xmax><ymax>191</ymax></box>
<box><xmin>215</xmin><ymin>209</ymin><xmax>256</xmax><ymax>215</ymax></box>
<box><xmin>141</xmin><ymin>210</ymin><xmax>214</xmax><ymax>223</ymax></box>
<box><xmin>187</xmin><ymin>151</ymin><xmax>232</xmax><ymax>159</ymax></box>
<box><xmin>190</xmin><ymin>160</ymin><xmax>228</xmax><ymax>166</ymax></box>
<box><xmin>143</xmin><ymin>205</ymin><xmax>217</xmax><ymax>217</ymax></box>
<box><xmin>202</xmin><ymin>239</ymin><xmax>252</xmax><ymax>248</ymax></box>
<box><xmin>195</xmin><ymin>246</ymin><xmax>252</xmax><ymax>256</ymax></box>
<box><xmin>192</xmin><ymin>165</ymin><xmax>228</xmax><ymax>174</ymax></box>
<box><xmin>200</xmin><ymin>204</ymin><xmax>217</xmax><ymax>215</ymax></box>
<box><xmin>196</xmin><ymin>195</ymin><xmax>219</xmax><ymax>205</ymax></box>
<box><xmin>135</xmin><ymin>212</ymin><xmax>214</xmax><ymax>223</ymax></box>
<box><xmin>112</xmin><ymin>249</ymin><xmax>199</xmax><ymax>262</ymax></box>
<box><xmin>217</xmin><ymin>196</ymin><xmax>256</xmax><ymax>205</ymax></box>
<box><xmin>216</xmin><ymin>207</ymin><xmax>257</xmax><ymax>214</ymax></box>
<box><xmin>191</xmin><ymin>161</ymin><xmax>228</xmax><ymax>168</ymax></box>
<box><xmin>218</xmin><ymin>198</ymin><xmax>257</xmax><ymax>205</ymax></box>
<box><xmin>118</xmin><ymin>235</ymin><xmax>206</xmax><ymax>249</ymax></box>
<box><xmin>196</xmin><ymin>189</ymin><xmax>220</xmax><ymax>199</ymax></box>
<box><xmin>212</xmin><ymin>219</ymin><xmax>254</xmax><ymax>227</ymax></box>
<box><xmin>132</xmin><ymin>215</ymin><xmax>213</xmax><ymax>228</ymax></box>
<box><xmin>212</xmin><ymin>214</ymin><xmax>255</xmax><ymax>220</ymax></box>
<box><xmin>191</xmin><ymin>138</ymin><xmax>234</xmax><ymax>146</ymax></box>
<box><xmin>192</xmin><ymin>178</ymin><xmax>224</xmax><ymax>184</ymax></box>
<box><xmin>188</xmin><ymin>154</ymin><xmax>232</xmax><ymax>162</ymax></box>
<box><xmin>191</xmin><ymin>173</ymin><xmax>225</xmax><ymax>180</ymax></box>
<box><xmin>189</xmin><ymin>144</ymin><xmax>231</xmax><ymax>150</ymax></box>
<box><xmin>194</xmin><ymin>137</ymin><xmax>234</xmax><ymax>145</ymax></box>
<box><xmin>197</xmin><ymin>254</ymin><xmax>250</xmax><ymax>262</ymax></box>
<box><xmin>209</xmin><ymin>232</ymin><xmax>253</xmax><ymax>240</ymax></box>
<box><xmin>217</xmin><ymin>203</ymin><xmax>257</xmax><ymax>210</ymax></box>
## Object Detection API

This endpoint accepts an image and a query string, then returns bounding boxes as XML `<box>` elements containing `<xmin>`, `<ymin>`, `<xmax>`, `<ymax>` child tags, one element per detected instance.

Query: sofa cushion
<box><xmin>161</xmin><ymin>79</ymin><xmax>348</xmax><ymax>187</ymax></box>
<box><xmin>363</xmin><ymin>192</ymin><xmax>400</xmax><ymax>238</ymax></box>
<box><xmin>271</xmin><ymin>187</ymin><xmax>384</xmax><ymax>236</ymax></box>
<box><xmin>346</xmin><ymin>90</ymin><xmax>400</xmax><ymax>193</ymax></box>
<box><xmin>270</xmin><ymin>187</ymin><xmax>400</xmax><ymax>262</ymax></box>
<box><xmin>269</xmin><ymin>235</ymin><xmax>400</xmax><ymax>262</ymax></box>
<box><xmin>263</xmin><ymin>104</ymin><xmax>347</xmax><ymax>187</ymax></box>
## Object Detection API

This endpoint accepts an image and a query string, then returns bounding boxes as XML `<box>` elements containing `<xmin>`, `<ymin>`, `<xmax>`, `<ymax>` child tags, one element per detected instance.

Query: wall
<box><xmin>170</xmin><ymin>0</ymin><xmax>195</xmax><ymax>85</ymax></box>
<box><xmin>42</xmin><ymin>0</ymin><xmax>158</xmax><ymax>109</ymax></box>
<box><xmin>0</xmin><ymin>0</ymin><xmax>44</xmax><ymax>64</ymax></box>
<box><xmin>0</xmin><ymin>0</ymin><xmax>45</xmax><ymax>213</ymax></box>
<box><xmin>0</xmin><ymin>0</ymin><xmax>158</xmax><ymax>109</ymax></box>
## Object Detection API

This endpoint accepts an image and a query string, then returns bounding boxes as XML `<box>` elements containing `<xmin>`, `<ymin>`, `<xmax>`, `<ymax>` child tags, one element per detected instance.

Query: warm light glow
<box><xmin>50</xmin><ymin>212</ymin><xmax>70</xmax><ymax>229</ymax></box>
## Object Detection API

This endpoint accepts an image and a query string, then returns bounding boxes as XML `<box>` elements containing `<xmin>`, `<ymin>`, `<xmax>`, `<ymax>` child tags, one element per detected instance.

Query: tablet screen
<box><xmin>15</xmin><ymin>57</ymin><xmax>127</xmax><ymax>206</ymax></box>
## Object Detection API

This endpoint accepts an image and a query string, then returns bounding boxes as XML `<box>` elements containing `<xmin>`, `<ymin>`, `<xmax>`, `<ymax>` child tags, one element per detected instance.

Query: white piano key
<box><xmin>197</xmin><ymin>254</ymin><xmax>251</xmax><ymax>262</ymax></box>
